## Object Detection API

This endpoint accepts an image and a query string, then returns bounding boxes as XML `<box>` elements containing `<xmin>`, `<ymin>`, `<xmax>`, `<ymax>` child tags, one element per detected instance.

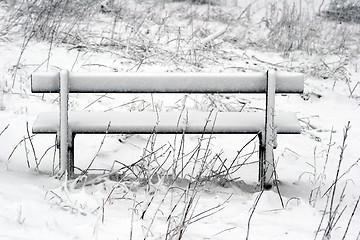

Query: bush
<box><xmin>322</xmin><ymin>0</ymin><xmax>360</xmax><ymax>23</ymax></box>
<box><xmin>1</xmin><ymin>0</ymin><xmax>98</xmax><ymax>43</ymax></box>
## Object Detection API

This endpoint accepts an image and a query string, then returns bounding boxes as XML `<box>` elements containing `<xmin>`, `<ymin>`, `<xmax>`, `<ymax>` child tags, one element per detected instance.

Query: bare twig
<box><xmin>0</xmin><ymin>124</ymin><xmax>9</xmax><ymax>136</ymax></box>
<box><xmin>246</xmin><ymin>189</ymin><xmax>264</xmax><ymax>240</ymax></box>
<box><xmin>23</xmin><ymin>135</ymin><xmax>30</xmax><ymax>168</ymax></box>
<box><xmin>82</xmin><ymin>94</ymin><xmax>108</xmax><ymax>110</ymax></box>
<box><xmin>226</xmin><ymin>133</ymin><xmax>259</xmax><ymax>176</ymax></box>
<box><xmin>130</xmin><ymin>194</ymin><xmax>136</xmax><ymax>240</ymax></box>
<box><xmin>7</xmin><ymin>135</ymin><xmax>35</xmax><ymax>166</ymax></box>
<box><xmin>323</xmin><ymin>157</ymin><xmax>360</xmax><ymax>197</ymax></box>
<box><xmin>26</xmin><ymin>121</ymin><xmax>39</xmax><ymax>170</ymax></box>
<box><xmin>323</xmin><ymin>182</ymin><xmax>348</xmax><ymax>239</ymax></box>
<box><xmin>329</xmin><ymin>122</ymin><xmax>350</xmax><ymax>223</ymax></box>
<box><xmin>349</xmin><ymin>81</ymin><xmax>359</xmax><ymax>98</ymax></box>
<box><xmin>38</xmin><ymin>144</ymin><xmax>56</xmax><ymax>165</ymax></box>
<box><xmin>83</xmin><ymin>121</ymin><xmax>111</xmax><ymax>174</ymax></box>
<box><xmin>187</xmin><ymin>194</ymin><xmax>232</xmax><ymax>225</ymax></box>
<box><xmin>341</xmin><ymin>196</ymin><xmax>360</xmax><ymax>240</ymax></box>
<box><xmin>104</xmin><ymin>98</ymin><xmax>144</xmax><ymax>112</ymax></box>
<box><xmin>52</xmin><ymin>136</ymin><xmax>58</xmax><ymax>175</ymax></box>
<box><xmin>213</xmin><ymin>226</ymin><xmax>237</xmax><ymax>237</ymax></box>
<box><xmin>101</xmin><ymin>198</ymin><xmax>105</xmax><ymax>223</ymax></box>
<box><xmin>314</xmin><ymin>189</ymin><xmax>331</xmax><ymax>240</ymax></box>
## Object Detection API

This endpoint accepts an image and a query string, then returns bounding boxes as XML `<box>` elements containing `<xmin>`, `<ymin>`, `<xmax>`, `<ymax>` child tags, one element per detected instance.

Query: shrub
<box><xmin>322</xmin><ymin>0</ymin><xmax>360</xmax><ymax>23</ymax></box>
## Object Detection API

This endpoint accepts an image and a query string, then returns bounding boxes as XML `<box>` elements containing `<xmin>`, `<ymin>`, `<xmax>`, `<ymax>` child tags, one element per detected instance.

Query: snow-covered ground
<box><xmin>0</xmin><ymin>0</ymin><xmax>360</xmax><ymax>239</ymax></box>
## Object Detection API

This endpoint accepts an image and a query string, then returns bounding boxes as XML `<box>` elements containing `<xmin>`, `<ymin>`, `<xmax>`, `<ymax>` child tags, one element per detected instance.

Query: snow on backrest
<box><xmin>31</xmin><ymin>71</ymin><xmax>304</xmax><ymax>94</ymax></box>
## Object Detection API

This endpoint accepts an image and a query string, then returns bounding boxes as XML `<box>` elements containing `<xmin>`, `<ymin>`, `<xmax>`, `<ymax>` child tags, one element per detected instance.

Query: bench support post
<box><xmin>59</xmin><ymin>70</ymin><xmax>70</xmax><ymax>179</ymax></box>
<box><xmin>258</xmin><ymin>134</ymin><xmax>264</xmax><ymax>185</ymax></box>
<box><xmin>260</xmin><ymin>70</ymin><xmax>277</xmax><ymax>190</ymax></box>
<box><xmin>67</xmin><ymin>133</ymin><xmax>75</xmax><ymax>178</ymax></box>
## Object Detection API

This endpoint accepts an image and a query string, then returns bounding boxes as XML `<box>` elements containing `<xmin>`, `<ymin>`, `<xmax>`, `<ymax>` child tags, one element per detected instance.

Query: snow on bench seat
<box><xmin>32</xmin><ymin>111</ymin><xmax>301</xmax><ymax>135</ymax></box>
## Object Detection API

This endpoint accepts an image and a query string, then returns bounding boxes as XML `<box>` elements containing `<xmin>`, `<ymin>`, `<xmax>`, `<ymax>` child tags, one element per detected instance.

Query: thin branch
<box><xmin>188</xmin><ymin>194</ymin><xmax>232</xmax><ymax>225</ymax></box>
<box><xmin>7</xmin><ymin>135</ymin><xmax>35</xmax><ymax>165</ymax></box>
<box><xmin>26</xmin><ymin>121</ymin><xmax>39</xmax><ymax>170</ymax></box>
<box><xmin>38</xmin><ymin>144</ymin><xmax>56</xmax><ymax>165</ymax></box>
<box><xmin>23</xmin><ymin>135</ymin><xmax>30</xmax><ymax>168</ymax></box>
<box><xmin>0</xmin><ymin>124</ymin><xmax>9</xmax><ymax>136</ymax></box>
<box><xmin>246</xmin><ymin>189</ymin><xmax>264</xmax><ymax>240</ymax></box>
<box><xmin>82</xmin><ymin>93</ymin><xmax>108</xmax><ymax>110</ymax></box>
<box><xmin>323</xmin><ymin>157</ymin><xmax>360</xmax><ymax>197</ymax></box>
<box><xmin>329</xmin><ymin>122</ymin><xmax>350</xmax><ymax>220</ymax></box>
<box><xmin>314</xmin><ymin>188</ymin><xmax>331</xmax><ymax>240</ymax></box>
<box><xmin>83</xmin><ymin>121</ymin><xmax>111</xmax><ymax>175</ymax></box>
<box><xmin>341</xmin><ymin>196</ymin><xmax>360</xmax><ymax>240</ymax></box>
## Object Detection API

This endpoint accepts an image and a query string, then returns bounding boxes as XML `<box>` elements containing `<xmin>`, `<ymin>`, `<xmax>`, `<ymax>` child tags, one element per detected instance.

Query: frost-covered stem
<box><xmin>349</xmin><ymin>81</ymin><xmax>359</xmax><ymax>98</ymax></box>
<box><xmin>130</xmin><ymin>194</ymin><xmax>136</xmax><ymax>240</ymax></box>
<box><xmin>227</xmin><ymin>133</ymin><xmax>258</xmax><ymax>176</ymax></box>
<box><xmin>23</xmin><ymin>135</ymin><xmax>30</xmax><ymax>168</ymax></box>
<box><xmin>82</xmin><ymin>93</ymin><xmax>108</xmax><ymax>110</ymax></box>
<box><xmin>143</xmin><ymin>178</ymin><xmax>167</xmax><ymax>238</ymax></box>
<box><xmin>318</xmin><ymin>0</ymin><xmax>326</xmax><ymax>13</ymax></box>
<box><xmin>101</xmin><ymin>199</ymin><xmax>105</xmax><ymax>223</ymax></box>
<box><xmin>322</xmin><ymin>157</ymin><xmax>360</xmax><ymax>197</ymax></box>
<box><xmin>0</xmin><ymin>124</ymin><xmax>9</xmax><ymax>136</ymax></box>
<box><xmin>246</xmin><ymin>189</ymin><xmax>264</xmax><ymax>240</ymax></box>
<box><xmin>46</xmin><ymin>28</ymin><xmax>55</xmax><ymax>71</ymax></box>
<box><xmin>84</xmin><ymin>121</ymin><xmax>111</xmax><ymax>175</ymax></box>
<box><xmin>200</xmin><ymin>27</ymin><xmax>227</xmax><ymax>46</ymax></box>
<box><xmin>199</xmin><ymin>112</ymin><xmax>218</xmax><ymax>179</ymax></box>
<box><xmin>190</xmin><ymin>110</ymin><xmax>214</xmax><ymax>179</ymax></box>
<box><xmin>26</xmin><ymin>121</ymin><xmax>38</xmax><ymax>170</ymax></box>
<box><xmin>173</xmin><ymin>104</ymin><xmax>187</xmax><ymax>177</ymax></box>
<box><xmin>177</xmin><ymin>186</ymin><xmax>198</xmax><ymax>240</ymax></box>
<box><xmin>12</xmin><ymin>14</ymin><xmax>38</xmax><ymax>89</ymax></box>
<box><xmin>7</xmin><ymin>135</ymin><xmax>35</xmax><ymax>168</ymax></box>
<box><xmin>328</xmin><ymin>122</ymin><xmax>350</xmax><ymax>228</ymax></box>
<box><xmin>59</xmin><ymin>70</ymin><xmax>69</xmax><ymax>177</ymax></box>
<box><xmin>323</xmin><ymin>127</ymin><xmax>335</xmax><ymax>176</ymax></box>
<box><xmin>0</xmin><ymin>79</ymin><xmax>5</xmax><ymax>111</ymax></box>
<box><xmin>314</xmin><ymin>190</ymin><xmax>331</xmax><ymax>240</ymax></box>
<box><xmin>342</xmin><ymin>196</ymin><xmax>360</xmax><ymax>240</ymax></box>
<box><xmin>187</xmin><ymin>194</ymin><xmax>231</xmax><ymax>225</ymax></box>
<box><xmin>38</xmin><ymin>144</ymin><xmax>56</xmax><ymax>166</ymax></box>
<box><xmin>52</xmin><ymin>137</ymin><xmax>58</xmax><ymax>175</ymax></box>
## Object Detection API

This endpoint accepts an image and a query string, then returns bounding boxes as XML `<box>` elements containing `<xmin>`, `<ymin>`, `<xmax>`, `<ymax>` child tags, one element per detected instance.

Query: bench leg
<box><xmin>259</xmin><ymin>70</ymin><xmax>277</xmax><ymax>190</ymax></box>
<box><xmin>67</xmin><ymin>134</ymin><xmax>75</xmax><ymax>179</ymax></box>
<box><xmin>57</xmin><ymin>133</ymin><xmax>75</xmax><ymax>179</ymax></box>
<box><xmin>258</xmin><ymin>134</ymin><xmax>275</xmax><ymax>190</ymax></box>
<box><xmin>258</xmin><ymin>144</ymin><xmax>264</xmax><ymax>185</ymax></box>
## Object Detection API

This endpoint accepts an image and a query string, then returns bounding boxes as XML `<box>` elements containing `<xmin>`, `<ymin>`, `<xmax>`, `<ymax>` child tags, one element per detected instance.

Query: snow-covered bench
<box><xmin>31</xmin><ymin>70</ymin><xmax>304</xmax><ymax>189</ymax></box>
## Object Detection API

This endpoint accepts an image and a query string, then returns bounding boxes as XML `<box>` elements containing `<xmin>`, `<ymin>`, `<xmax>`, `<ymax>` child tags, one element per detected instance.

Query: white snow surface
<box><xmin>1</xmin><ymin>1</ymin><xmax>360</xmax><ymax>240</ymax></box>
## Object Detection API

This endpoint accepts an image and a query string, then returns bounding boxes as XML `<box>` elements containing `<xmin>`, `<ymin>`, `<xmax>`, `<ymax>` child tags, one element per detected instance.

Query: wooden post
<box><xmin>261</xmin><ymin>70</ymin><xmax>277</xmax><ymax>189</ymax></box>
<box><xmin>59</xmin><ymin>70</ymin><xmax>70</xmax><ymax>178</ymax></box>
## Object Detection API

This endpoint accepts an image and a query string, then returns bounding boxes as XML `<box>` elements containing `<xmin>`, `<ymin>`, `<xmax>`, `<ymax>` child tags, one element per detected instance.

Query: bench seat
<box><xmin>33</xmin><ymin>111</ymin><xmax>301</xmax><ymax>135</ymax></box>
<box><xmin>31</xmin><ymin>70</ymin><xmax>305</xmax><ymax>188</ymax></box>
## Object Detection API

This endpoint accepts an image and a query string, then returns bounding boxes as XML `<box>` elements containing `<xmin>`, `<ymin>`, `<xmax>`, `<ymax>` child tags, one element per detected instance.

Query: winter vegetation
<box><xmin>0</xmin><ymin>0</ymin><xmax>360</xmax><ymax>239</ymax></box>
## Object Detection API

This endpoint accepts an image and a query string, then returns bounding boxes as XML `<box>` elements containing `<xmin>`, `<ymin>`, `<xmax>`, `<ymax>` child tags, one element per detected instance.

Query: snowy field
<box><xmin>0</xmin><ymin>0</ymin><xmax>360</xmax><ymax>239</ymax></box>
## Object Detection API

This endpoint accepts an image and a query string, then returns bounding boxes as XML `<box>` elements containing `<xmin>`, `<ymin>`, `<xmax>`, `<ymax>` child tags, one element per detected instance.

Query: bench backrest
<box><xmin>31</xmin><ymin>72</ymin><xmax>304</xmax><ymax>94</ymax></box>
<box><xmin>30</xmin><ymin>70</ymin><xmax>304</xmax><ymax>185</ymax></box>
